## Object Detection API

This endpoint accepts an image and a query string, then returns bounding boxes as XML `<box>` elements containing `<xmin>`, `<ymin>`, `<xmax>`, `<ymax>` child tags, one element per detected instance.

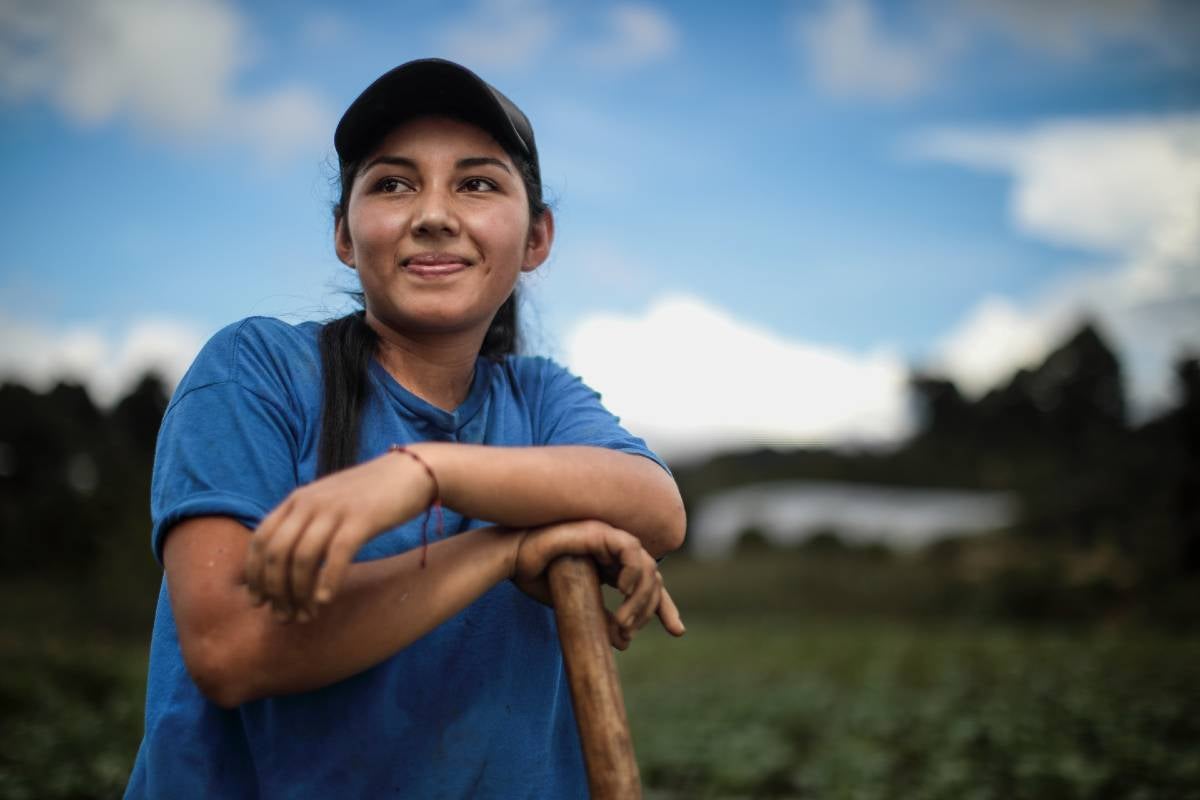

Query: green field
<box><xmin>621</xmin><ymin>621</ymin><xmax>1199</xmax><ymax>799</ymax></box>
<box><xmin>2</xmin><ymin>552</ymin><xmax>1197</xmax><ymax>799</ymax></box>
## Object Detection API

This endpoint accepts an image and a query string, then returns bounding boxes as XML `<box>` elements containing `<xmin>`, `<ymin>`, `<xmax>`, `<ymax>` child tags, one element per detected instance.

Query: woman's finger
<box><xmin>655</xmin><ymin>586</ymin><xmax>685</xmax><ymax>637</ymax></box>
<box><xmin>606</xmin><ymin>609</ymin><xmax>631</xmax><ymax>651</ymax></box>
<box><xmin>289</xmin><ymin>513</ymin><xmax>340</xmax><ymax>621</ymax></box>
<box><xmin>633</xmin><ymin>569</ymin><xmax>664</xmax><ymax>631</ymax></box>
<box><xmin>260</xmin><ymin>509</ymin><xmax>312</xmax><ymax>621</ymax></box>
<box><xmin>617</xmin><ymin>578</ymin><xmax>656</xmax><ymax>634</ymax></box>
<box><xmin>246</xmin><ymin>500</ymin><xmax>290</xmax><ymax>601</ymax></box>
<box><xmin>244</xmin><ymin>534</ymin><xmax>266</xmax><ymax>604</ymax></box>
<box><xmin>312</xmin><ymin>525</ymin><xmax>366</xmax><ymax>606</ymax></box>
<box><xmin>614</xmin><ymin>551</ymin><xmax>642</xmax><ymax>597</ymax></box>
<box><xmin>615</xmin><ymin>547</ymin><xmax>656</xmax><ymax>630</ymax></box>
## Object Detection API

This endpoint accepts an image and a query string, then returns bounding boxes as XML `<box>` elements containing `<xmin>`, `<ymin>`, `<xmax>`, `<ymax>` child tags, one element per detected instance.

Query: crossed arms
<box><xmin>163</xmin><ymin>444</ymin><xmax>687</xmax><ymax>708</ymax></box>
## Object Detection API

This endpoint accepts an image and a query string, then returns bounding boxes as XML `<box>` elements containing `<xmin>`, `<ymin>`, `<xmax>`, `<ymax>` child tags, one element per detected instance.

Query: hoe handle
<box><xmin>548</xmin><ymin>555</ymin><xmax>642</xmax><ymax>799</ymax></box>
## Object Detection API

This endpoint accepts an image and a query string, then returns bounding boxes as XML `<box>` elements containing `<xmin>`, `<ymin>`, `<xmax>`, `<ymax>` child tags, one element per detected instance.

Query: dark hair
<box><xmin>317</xmin><ymin>117</ymin><xmax>548</xmax><ymax>476</ymax></box>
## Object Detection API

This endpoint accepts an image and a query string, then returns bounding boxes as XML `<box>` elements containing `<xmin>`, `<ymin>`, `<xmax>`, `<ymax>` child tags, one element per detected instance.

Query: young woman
<box><xmin>124</xmin><ymin>59</ymin><xmax>686</xmax><ymax>798</ymax></box>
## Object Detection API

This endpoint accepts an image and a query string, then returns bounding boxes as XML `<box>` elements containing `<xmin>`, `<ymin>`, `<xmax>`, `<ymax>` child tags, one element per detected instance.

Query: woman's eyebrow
<box><xmin>358</xmin><ymin>155</ymin><xmax>418</xmax><ymax>175</ymax></box>
<box><xmin>358</xmin><ymin>155</ymin><xmax>512</xmax><ymax>176</ymax></box>
<box><xmin>456</xmin><ymin>156</ymin><xmax>512</xmax><ymax>174</ymax></box>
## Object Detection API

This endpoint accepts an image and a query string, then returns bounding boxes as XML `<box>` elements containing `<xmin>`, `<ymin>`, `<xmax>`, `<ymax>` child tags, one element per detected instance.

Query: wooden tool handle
<box><xmin>548</xmin><ymin>555</ymin><xmax>642</xmax><ymax>800</ymax></box>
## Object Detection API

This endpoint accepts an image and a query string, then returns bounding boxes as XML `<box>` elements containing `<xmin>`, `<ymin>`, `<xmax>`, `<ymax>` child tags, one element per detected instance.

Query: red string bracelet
<box><xmin>388</xmin><ymin>445</ymin><xmax>444</xmax><ymax>567</ymax></box>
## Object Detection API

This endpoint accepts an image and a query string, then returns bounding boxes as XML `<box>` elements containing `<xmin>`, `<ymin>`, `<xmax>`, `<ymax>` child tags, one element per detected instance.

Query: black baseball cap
<box><xmin>334</xmin><ymin>58</ymin><xmax>540</xmax><ymax>186</ymax></box>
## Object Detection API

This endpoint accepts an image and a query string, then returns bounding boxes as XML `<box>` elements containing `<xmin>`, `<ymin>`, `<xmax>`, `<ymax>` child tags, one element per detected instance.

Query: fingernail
<box><xmin>316</xmin><ymin>588</ymin><xmax>331</xmax><ymax>604</ymax></box>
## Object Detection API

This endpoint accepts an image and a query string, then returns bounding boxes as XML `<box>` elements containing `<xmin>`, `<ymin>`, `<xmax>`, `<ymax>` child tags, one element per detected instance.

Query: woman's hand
<box><xmin>244</xmin><ymin>451</ymin><xmax>434</xmax><ymax>622</ymax></box>
<box><xmin>512</xmin><ymin>520</ymin><xmax>685</xmax><ymax>650</ymax></box>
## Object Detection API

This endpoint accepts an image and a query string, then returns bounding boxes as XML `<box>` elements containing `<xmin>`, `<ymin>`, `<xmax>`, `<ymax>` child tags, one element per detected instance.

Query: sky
<box><xmin>1</xmin><ymin>0</ymin><xmax>1198</xmax><ymax>460</ymax></box>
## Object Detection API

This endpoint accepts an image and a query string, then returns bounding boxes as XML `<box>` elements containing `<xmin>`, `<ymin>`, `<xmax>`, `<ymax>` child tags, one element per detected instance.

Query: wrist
<box><xmin>507</xmin><ymin>527</ymin><xmax>531</xmax><ymax>581</ymax></box>
<box><xmin>385</xmin><ymin>445</ymin><xmax>444</xmax><ymax>567</ymax></box>
<box><xmin>387</xmin><ymin>444</ymin><xmax>439</xmax><ymax>507</ymax></box>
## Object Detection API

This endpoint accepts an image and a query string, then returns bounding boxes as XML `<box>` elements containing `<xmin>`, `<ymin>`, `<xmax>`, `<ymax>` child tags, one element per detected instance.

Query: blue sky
<box><xmin>1</xmin><ymin>0</ymin><xmax>1198</xmax><ymax>457</ymax></box>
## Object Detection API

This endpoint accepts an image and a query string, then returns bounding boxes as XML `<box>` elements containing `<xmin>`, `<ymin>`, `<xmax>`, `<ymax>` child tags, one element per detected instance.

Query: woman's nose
<box><xmin>410</xmin><ymin>189</ymin><xmax>459</xmax><ymax>237</ymax></box>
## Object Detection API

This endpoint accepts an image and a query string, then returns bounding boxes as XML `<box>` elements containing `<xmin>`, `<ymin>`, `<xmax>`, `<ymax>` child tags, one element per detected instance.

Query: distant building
<box><xmin>689</xmin><ymin>481</ymin><xmax>1017</xmax><ymax>558</ymax></box>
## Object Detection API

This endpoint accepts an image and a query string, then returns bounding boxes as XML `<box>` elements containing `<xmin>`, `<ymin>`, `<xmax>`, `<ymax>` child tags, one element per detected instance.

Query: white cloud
<box><xmin>0</xmin><ymin>0</ymin><xmax>332</xmax><ymax>159</ymax></box>
<box><xmin>439</xmin><ymin>0</ymin><xmax>678</xmax><ymax>73</ymax></box>
<box><xmin>793</xmin><ymin>0</ymin><xmax>1197</xmax><ymax>102</ymax></box>
<box><xmin>566</xmin><ymin>295</ymin><xmax>913</xmax><ymax>460</ymax></box>
<box><xmin>232</xmin><ymin>85</ymin><xmax>332</xmax><ymax>161</ymax></box>
<box><xmin>578</xmin><ymin>4</ymin><xmax>680</xmax><ymax>70</ymax></box>
<box><xmin>793</xmin><ymin>0</ymin><xmax>954</xmax><ymax>101</ymax></box>
<box><xmin>438</xmin><ymin>0</ymin><xmax>558</xmax><ymax>70</ymax></box>
<box><xmin>912</xmin><ymin>117</ymin><xmax>1200</xmax><ymax>256</ymax></box>
<box><xmin>297</xmin><ymin>11</ymin><xmax>352</xmax><ymax>50</ymax></box>
<box><xmin>964</xmin><ymin>0</ymin><xmax>1193</xmax><ymax>64</ymax></box>
<box><xmin>0</xmin><ymin>314</ymin><xmax>204</xmax><ymax>407</ymax></box>
<box><xmin>912</xmin><ymin>115</ymin><xmax>1200</xmax><ymax>410</ymax></box>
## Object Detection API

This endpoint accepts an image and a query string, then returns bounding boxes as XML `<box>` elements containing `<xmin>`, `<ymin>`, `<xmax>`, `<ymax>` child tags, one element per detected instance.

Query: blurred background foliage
<box><xmin>1</xmin><ymin>323</ymin><xmax>1197</xmax><ymax>798</ymax></box>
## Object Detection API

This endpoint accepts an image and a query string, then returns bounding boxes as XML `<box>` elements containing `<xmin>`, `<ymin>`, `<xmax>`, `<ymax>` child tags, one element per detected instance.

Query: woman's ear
<box><xmin>522</xmin><ymin>208</ymin><xmax>555</xmax><ymax>273</ymax></box>
<box><xmin>334</xmin><ymin>213</ymin><xmax>355</xmax><ymax>269</ymax></box>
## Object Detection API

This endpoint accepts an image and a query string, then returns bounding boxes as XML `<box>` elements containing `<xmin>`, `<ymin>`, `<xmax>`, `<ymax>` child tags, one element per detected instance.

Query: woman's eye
<box><xmin>461</xmin><ymin>177</ymin><xmax>498</xmax><ymax>192</ymax></box>
<box><xmin>378</xmin><ymin>177</ymin><xmax>413</xmax><ymax>193</ymax></box>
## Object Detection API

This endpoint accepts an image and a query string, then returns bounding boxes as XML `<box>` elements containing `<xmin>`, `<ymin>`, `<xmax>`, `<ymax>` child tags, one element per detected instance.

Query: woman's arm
<box><xmin>245</xmin><ymin>444</ymin><xmax>686</xmax><ymax>620</ymax></box>
<box><xmin>414</xmin><ymin>443</ymin><xmax>686</xmax><ymax>556</ymax></box>
<box><xmin>167</xmin><ymin>515</ymin><xmax>680</xmax><ymax>708</ymax></box>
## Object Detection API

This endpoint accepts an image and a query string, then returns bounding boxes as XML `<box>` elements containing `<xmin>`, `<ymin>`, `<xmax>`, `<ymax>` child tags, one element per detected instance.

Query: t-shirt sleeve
<box><xmin>150</xmin><ymin>379</ymin><xmax>300</xmax><ymax>564</ymax></box>
<box><xmin>532</xmin><ymin>358</ymin><xmax>670</xmax><ymax>474</ymax></box>
<box><xmin>148</xmin><ymin>319</ymin><xmax>312</xmax><ymax>564</ymax></box>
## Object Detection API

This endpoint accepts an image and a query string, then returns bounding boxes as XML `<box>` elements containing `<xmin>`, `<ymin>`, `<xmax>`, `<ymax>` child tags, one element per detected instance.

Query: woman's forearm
<box><xmin>167</xmin><ymin>517</ymin><xmax>519</xmax><ymax>708</ymax></box>
<box><xmin>407</xmin><ymin>444</ymin><xmax>687</xmax><ymax>557</ymax></box>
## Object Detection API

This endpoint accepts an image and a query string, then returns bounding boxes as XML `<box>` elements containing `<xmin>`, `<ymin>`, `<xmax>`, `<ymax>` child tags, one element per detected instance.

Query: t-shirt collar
<box><xmin>368</xmin><ymin>356</ymin><xmax>491</xmax><ymax>434</ymax></box>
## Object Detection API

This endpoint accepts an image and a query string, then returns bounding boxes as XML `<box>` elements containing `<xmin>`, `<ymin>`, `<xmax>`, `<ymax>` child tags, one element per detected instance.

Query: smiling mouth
<box><xmin>401</xmin><ymin>253</ymin><xmax>472</xmax><ymax>277</ymax></box>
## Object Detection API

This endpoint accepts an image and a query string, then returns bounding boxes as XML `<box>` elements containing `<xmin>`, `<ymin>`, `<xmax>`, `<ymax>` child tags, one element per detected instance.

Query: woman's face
<box><xmin>335</xmin><ymin>115</ymin><xmax>552</xmax><ymax>345</ymax></box>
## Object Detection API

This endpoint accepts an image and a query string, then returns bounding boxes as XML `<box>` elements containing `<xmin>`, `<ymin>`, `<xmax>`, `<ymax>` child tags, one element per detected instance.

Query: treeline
<box><xmin>1</xmin><ymin>375</ymin><xmax>166</xmax><ymax>572</ymax></box>
<box><xmin>674</xmin><ymin>324</ymin><xmax>1199</xmax><ymax>588</ymax></box>
<box><xmin>0</xmin><ymin>375</ymin><xmax>169</xmax><ymax>631</ymax></box>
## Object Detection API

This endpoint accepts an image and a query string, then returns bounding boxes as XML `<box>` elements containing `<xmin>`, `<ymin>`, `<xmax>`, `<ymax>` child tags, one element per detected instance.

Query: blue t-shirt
<box><xmin>125</xmin><ymin>317</ymin><xmax>666</xmax><ymax>800</ymax></box>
